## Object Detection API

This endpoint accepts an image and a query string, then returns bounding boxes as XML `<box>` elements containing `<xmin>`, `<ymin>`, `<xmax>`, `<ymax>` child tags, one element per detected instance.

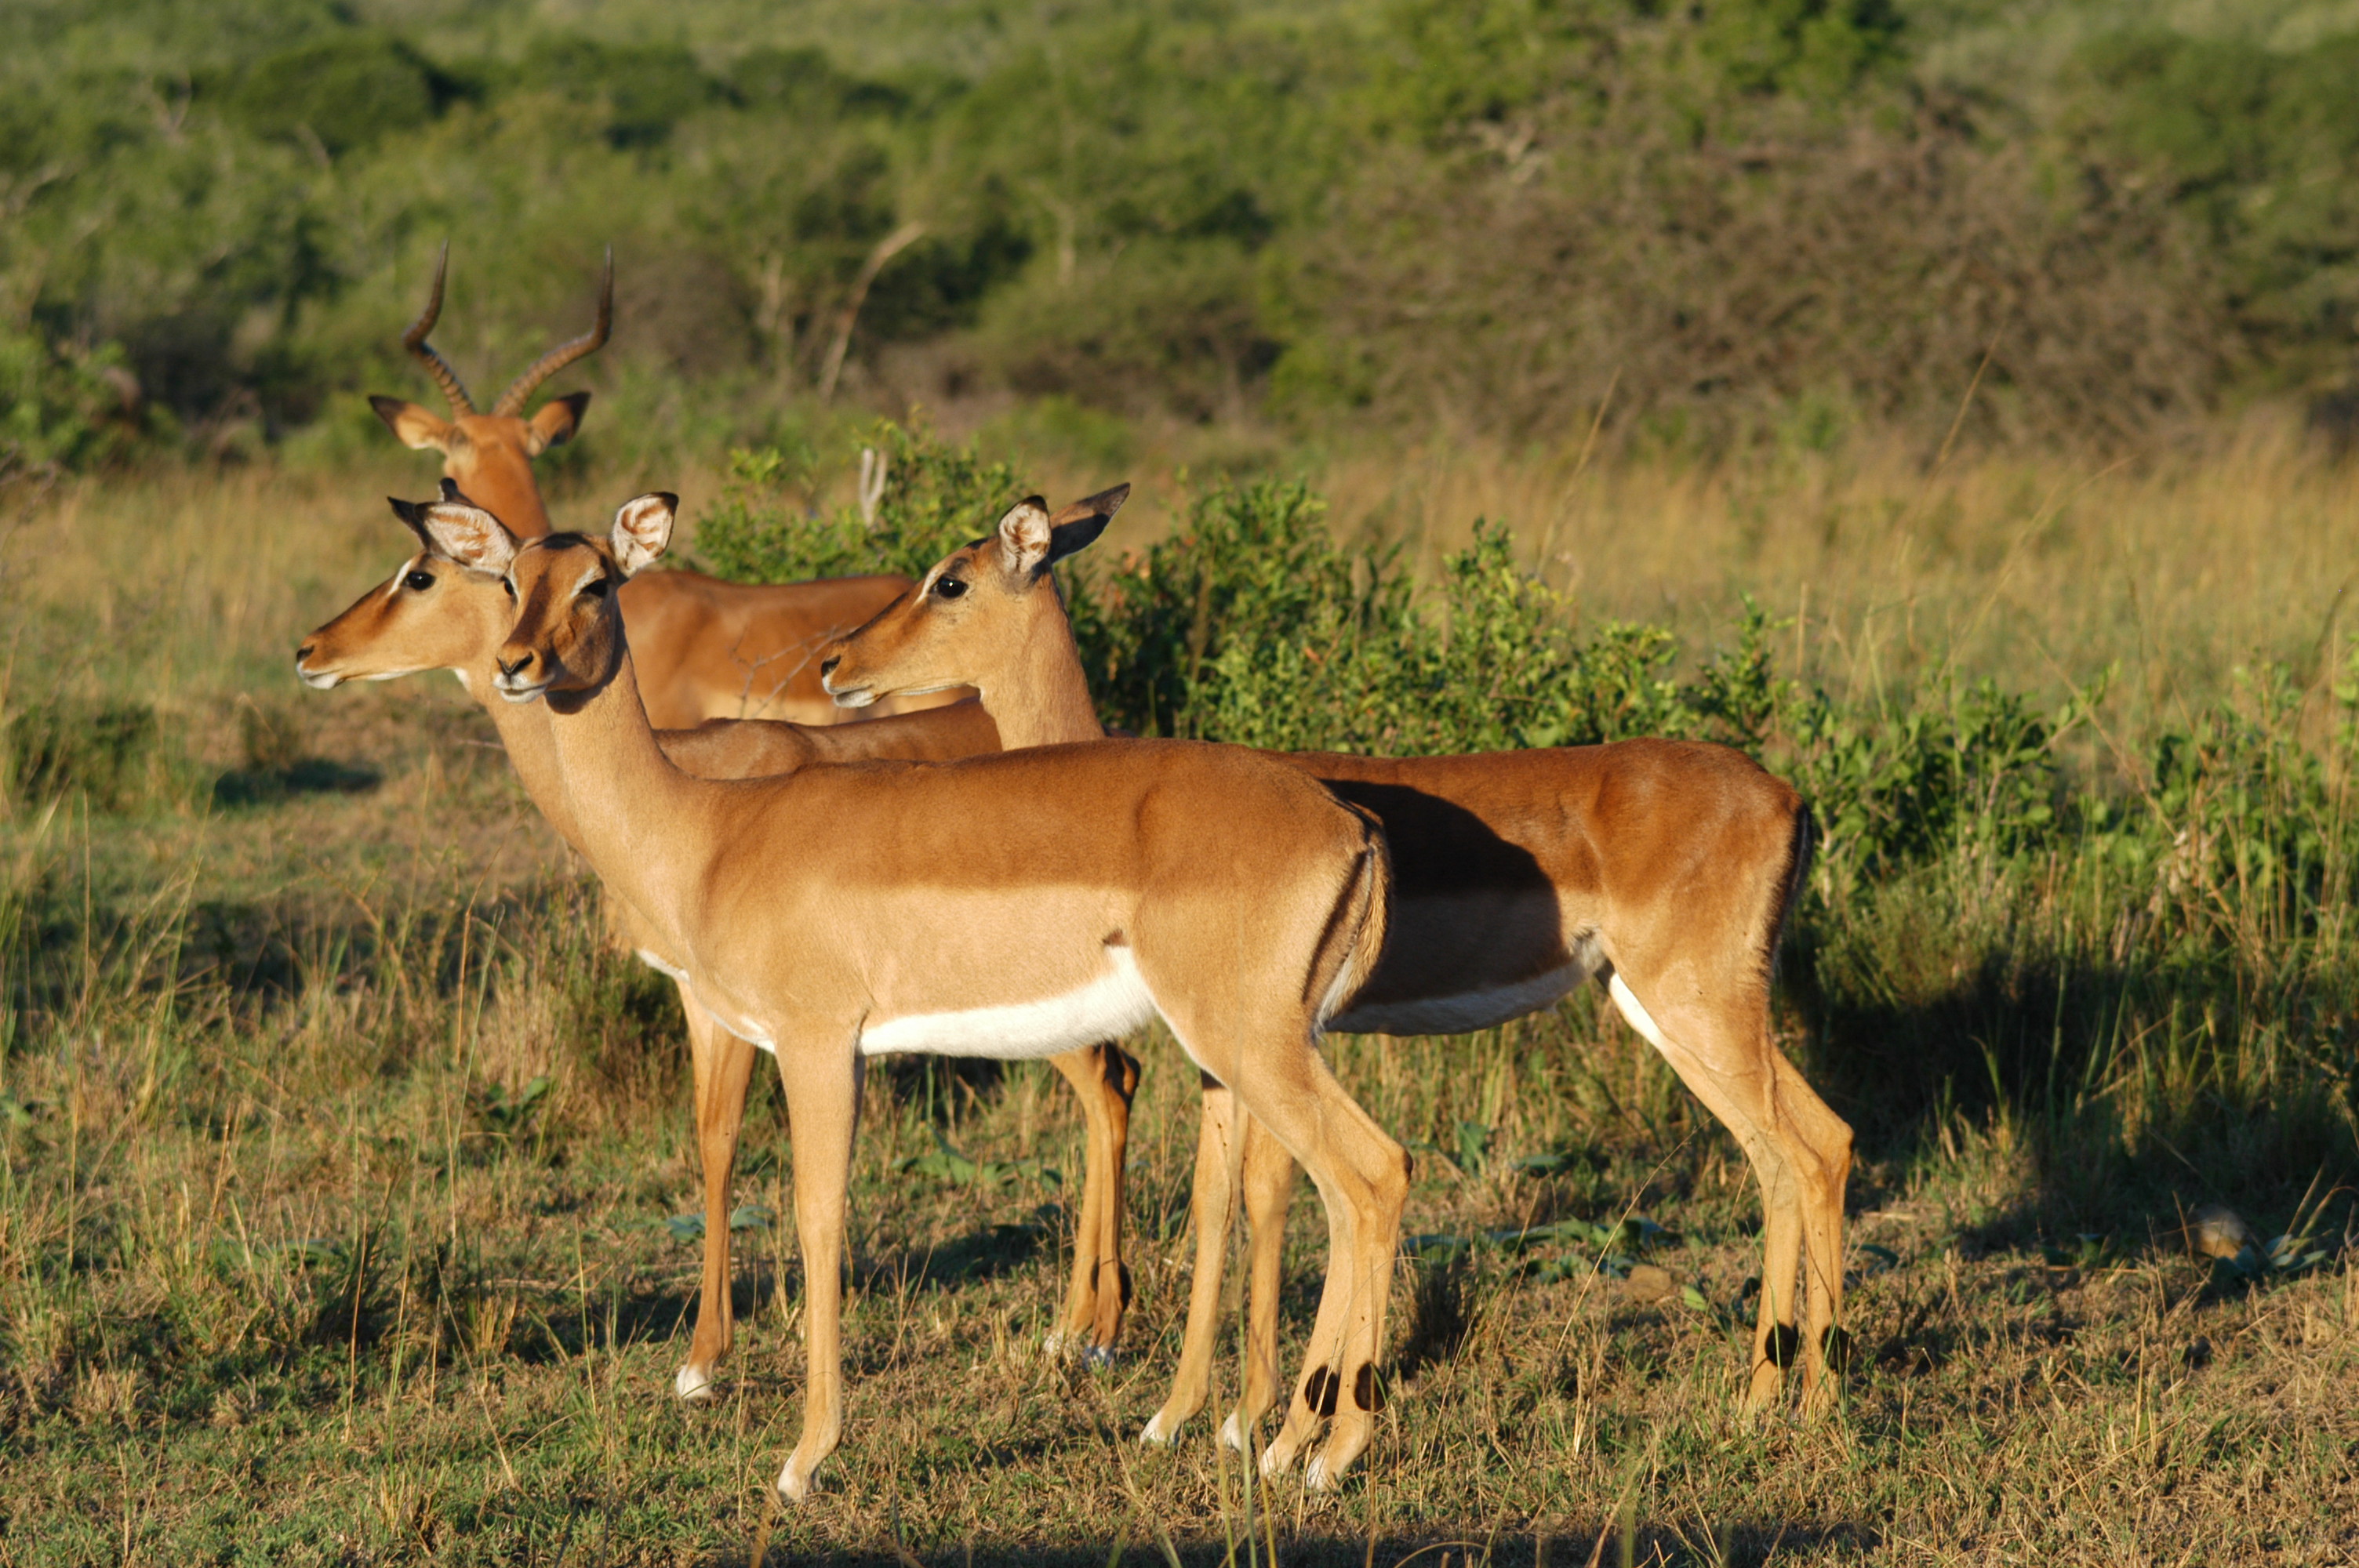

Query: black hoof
<box><xmin>1084</xmin><ymin>1345</ymin><xmax>1121</xmax><ymax>1370</ymax></box>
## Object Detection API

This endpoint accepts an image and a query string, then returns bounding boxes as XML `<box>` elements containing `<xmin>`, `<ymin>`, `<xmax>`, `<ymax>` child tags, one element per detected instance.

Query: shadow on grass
<box><xmin>211</xmin><ymin>756</ymin><xmax>381</xmax><ymax>807</ymax></box>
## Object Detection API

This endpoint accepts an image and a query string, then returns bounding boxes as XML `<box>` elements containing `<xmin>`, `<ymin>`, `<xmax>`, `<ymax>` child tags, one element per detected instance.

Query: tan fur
<box><xmin>823</xmin><ymin>498</ymin><xmax>1856</xmax><ymax>1432</ymax></box>
<box><xmin>401</xmin><ymin>492</ymin><xmax>1408</xmax><ymax>1500</ymax></box>
<box><xmin>369</xmin><ymin>245</ymin><xmax>963</xmax><ymax>728</ymax></box>
<box><xmin>297</xmin><ymin>520</ymin><xmax>1182</xmax><ymax>1404</ymax></box>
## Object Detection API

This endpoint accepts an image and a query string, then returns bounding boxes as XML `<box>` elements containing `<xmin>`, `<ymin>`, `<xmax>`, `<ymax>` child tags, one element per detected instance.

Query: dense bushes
<box><xmin>5</xmin><ymin>1</ymin><xmax>2358</xmax><ymax>465</ymax></box>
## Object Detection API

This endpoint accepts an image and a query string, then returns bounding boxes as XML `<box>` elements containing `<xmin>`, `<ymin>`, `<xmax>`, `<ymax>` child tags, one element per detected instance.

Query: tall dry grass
<box><xmin>1311</xmin><ymin>412</ymin><xmax>2359</xmax><ymax>747</ymax></box>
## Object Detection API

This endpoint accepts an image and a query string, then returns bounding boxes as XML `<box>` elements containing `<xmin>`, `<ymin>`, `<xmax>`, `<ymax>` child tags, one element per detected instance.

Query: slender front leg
<box><xmin>1042</xmin><ymin>1041</ymin><xmax>1140</xmax><ymax>1359</ymax></box>
<box><xmin>773</xmin><ymin>1038</ymin><xmax>863</xmax><ymax>1504</ymax></box>
<box><xmin>677</xmin><ymin>989</ymin><xmax>758</xmax><ymax>1402</ymax></box>
<box><xmin>1141</xmin><ymin>1074</ymin><xmax>1244</xmax><ymax>1443</ymax></box>
<box><xmin>1089</xmin><ymin>1042</ymin><xmax>1141</xmax><ymax>1354</ymax></box>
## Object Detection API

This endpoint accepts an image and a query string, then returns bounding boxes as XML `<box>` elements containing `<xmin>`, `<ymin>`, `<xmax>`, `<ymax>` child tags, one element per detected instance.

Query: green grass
<box><xmin>2</xmin><ymin>449</ymin><xmax>2357</xmax><ymax>1563</ymax></box>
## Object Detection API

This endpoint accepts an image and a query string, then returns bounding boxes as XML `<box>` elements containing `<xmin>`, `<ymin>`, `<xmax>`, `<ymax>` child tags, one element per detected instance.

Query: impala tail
<box><xmin>1764</xmin><ymin>799</ymin><xmax>1815</xmax><ymax>981</ymax></box>
<box><xmin>1311</xmin><ymin>803</ymin><xmax>1393</xmax><ymax>1029</ymax></box>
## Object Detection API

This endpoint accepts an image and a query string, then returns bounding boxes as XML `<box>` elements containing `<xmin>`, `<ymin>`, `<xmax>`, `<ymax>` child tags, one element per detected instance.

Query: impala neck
<box><xmin>982</xmin><ymin>585</ymin><xmax>1103</xmax><ymax>749</ymax></box>
<box><xmin>540</xmin><ymin>646</ymin><xmax>712</xmax><ymax>956</ymax></box>
<box><xmin>459</xmin><ymin>659</ymin><xmax>583</xmax><ymax>851</ymax></box>
<box><xmin>446</xmin><ymin>443</ymin><xmax>552</xmax><ymax>536</ymax></box>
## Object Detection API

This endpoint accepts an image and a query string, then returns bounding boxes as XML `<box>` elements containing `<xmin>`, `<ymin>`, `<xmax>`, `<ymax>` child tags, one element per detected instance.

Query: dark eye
<box><xmin>580</xmin><ymin>579</ymin><xmax>609</xmax><ymax>600</ymax></box>
<box><xmin>502</xmin><ymin>579</ymin><xmax>517</xmax><ymax>601</ymax></box>
<box><xmin>933</xmin><ymin>576</ymin><xmax>967</xmax><ymax>600</ymax></box>
<box><xmin>404</xmin><ymin>570</ymin><xmax>435</xmax><ymax>592</ymax></box>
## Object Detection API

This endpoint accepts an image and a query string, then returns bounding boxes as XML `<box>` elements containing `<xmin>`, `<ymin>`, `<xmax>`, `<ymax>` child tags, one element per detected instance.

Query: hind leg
<box><xmin>1161</xmin><ymin>1012</ymin><xmax>1403</xmax><ymax>1488</ymax></box>
<box><xmin>1219</xmin><ymin>1112</ymin><xmax>1299</xmax><ymax>1451</ymax></box>
<box><xmin>1608</xmin><ymin>973</ymin><xmax>1850</xmax><ymax>1409</ymax></box>
<box><xmin>1143</xmin><ymin>1075</ymin><xmax>1245</xmax><ymax>1443</ymax></box>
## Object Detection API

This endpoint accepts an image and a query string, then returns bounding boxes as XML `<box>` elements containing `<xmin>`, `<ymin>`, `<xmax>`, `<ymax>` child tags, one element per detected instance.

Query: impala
<box><xmin>295</xmin><ymin>483</ymin><xmax>1145</xmax><ymax>1397</ymax></box>
<box><xmin>820</xmin><ymin>498</ymin><xmax>1854</xmax><ymax>1437</ymax></box>
<box><xmin>410</xmin><ymin>488</ymin><xmax>1409</xmax><ymax>1498</ymax></box>
<box><xmin>369</xmin><ymin>242</ymin><xmax>948</xmax><ymax>728</ymax></box>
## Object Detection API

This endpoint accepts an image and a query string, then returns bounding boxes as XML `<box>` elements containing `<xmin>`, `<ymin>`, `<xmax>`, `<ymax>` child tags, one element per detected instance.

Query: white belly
<box><xmin>1328</xmin><ymin>956</ymin><xmax>1593</xmax><ymax>1036</ymax></box>
<box><xmin>858</xmin><ymin>947</ymin><xmax>1158</xmax><ymax>1060</ymax></box>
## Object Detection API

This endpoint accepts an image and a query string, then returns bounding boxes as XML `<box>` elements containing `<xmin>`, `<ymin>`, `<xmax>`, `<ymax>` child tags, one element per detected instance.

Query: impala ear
<box><xmin>996</xmin><ymin>496</ymin><xmax>1056</xmax><ymax>577</ymax></box>
<box><xmin>523</xmin><ymin>391</ymin><xmax>591</xmax><ymax>456</ymax></box>
<box><xmin>371</xmin><ymin>395</ymin><xmax>453</xmax><ymax>452</ymax></box>
<box><xmin>387</xmin><ymin>495</ymin><xmax>435</xmax><ymax>551</ymax></box>
<box><xmin>1044</xmin><ymin>481</ymin><xmax>1128</xmax><ymax>568</ymax></box>
<box><xmin>609</xmin><ymin>492</ymin><xmax>677</xmax><ymax>575</ymax></box>
<box><xmin>409</xmin><ymin>498</ymin><xmax>521</xmax><ymax>574</ymax></box>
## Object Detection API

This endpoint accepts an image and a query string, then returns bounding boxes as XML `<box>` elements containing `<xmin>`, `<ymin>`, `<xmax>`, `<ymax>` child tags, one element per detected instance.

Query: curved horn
<box><xmin>493</xmin><ymin>245</ymin><xmax>613</xmax><ymax>416</ymax></box>
<box><xmin>400</xmin><ymin>241</ymin><xmax>477</xmax><ymax>416</ymax></box>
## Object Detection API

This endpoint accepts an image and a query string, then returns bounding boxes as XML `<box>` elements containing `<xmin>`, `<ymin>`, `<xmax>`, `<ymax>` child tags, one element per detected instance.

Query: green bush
<box><xmin>0</xmin><ymin>327</ymin><xmax>154</xmax><ymax>471</ymax></box>
<box><xmin>691</xmin><ymin>421</ymin><xmax>1027</xmax><ymax>586</ymax></box>
<box><xmin>229</xmin><ymin>31</ymin><xmax>444</xmax><ymax>156</ymax></box>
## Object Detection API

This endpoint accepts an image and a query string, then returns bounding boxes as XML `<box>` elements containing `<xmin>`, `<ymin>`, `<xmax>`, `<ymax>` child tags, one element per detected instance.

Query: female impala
<box><xmin>418</xmin><ymin>489</ymin><xmax>1408</xmax><ymax>1500</ymax></box>
<box><xmin>369</xmin><ymin>243</ymin><xmax>947</xmax><ymax>728</ymax></box>
<box><xmin>295</xmin><ymin>485</ymin><xmax>1145</xmax><ymax>1397</ymax></box>
<box><xmin>820</xmin><ymin>496</ymin><xmax>1853</xmax><ymax>1439</ymax></box>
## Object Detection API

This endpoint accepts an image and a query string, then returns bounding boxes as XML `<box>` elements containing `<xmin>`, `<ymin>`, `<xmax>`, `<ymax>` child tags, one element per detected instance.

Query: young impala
<box><xmin>820</xmin><ymin>495</ymin><xmax>1854</xmax><ymax>1439</ymax></box>
<box><xmin>295</xmin><ymin>484</ymin><xmax>1145</xmax><ymax>1401</ymax></box>
<box><xmin>412</xmin><ymin>488</ymin><xmax>1408</xmax><ymax>1500</ymax></box>
<box><xmin>369</xmin><ymin>242</ymin><xmax>952</xmax><ymax>728</ymax></box>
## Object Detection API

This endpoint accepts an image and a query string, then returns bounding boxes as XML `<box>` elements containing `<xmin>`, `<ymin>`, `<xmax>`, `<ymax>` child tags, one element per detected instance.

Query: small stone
<box><xmin>1620</xmin><ymin>1263</ymin><xmax>1675</xmax><ymax>1304</ymax></box>
<box><xmin>2185</xmin><ymin>1203</ymin><xmax>2252</xmax><ymax>1260</ymax></box>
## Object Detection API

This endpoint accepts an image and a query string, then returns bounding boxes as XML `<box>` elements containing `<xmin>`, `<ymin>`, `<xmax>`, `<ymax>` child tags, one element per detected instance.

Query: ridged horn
<box><xmin>493</xmin><ymin>245</ymin><xmax>613</xmax><ymax>416</ymax></box>
<box><xmin>401</xmin><ymin>241</ymin><xmax>477</xmax><ymax>416</ymax></box>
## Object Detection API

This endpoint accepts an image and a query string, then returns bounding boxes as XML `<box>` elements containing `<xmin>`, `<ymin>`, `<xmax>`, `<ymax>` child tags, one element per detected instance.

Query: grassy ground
<box><xmin>2</xmin><ymin>441</ymin><xmax>2356</xmax><ymax>1563</ymax></box>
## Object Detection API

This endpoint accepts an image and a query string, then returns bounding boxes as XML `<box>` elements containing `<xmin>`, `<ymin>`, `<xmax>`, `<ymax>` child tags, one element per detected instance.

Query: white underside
<box><xmin>1606</xmin><ymin>971</ymin><xmax>1671</xmax><ymax>1050</ymax></box>
<box><xmin>1329</xmin><ymin>957</ymin><xmax>1592</xmax><ymax>1036</ymax></box>
<box><xmin>858</xmin><ymin>947</ymin><xmax>1158</xmax><ymax>1060</ymax></box>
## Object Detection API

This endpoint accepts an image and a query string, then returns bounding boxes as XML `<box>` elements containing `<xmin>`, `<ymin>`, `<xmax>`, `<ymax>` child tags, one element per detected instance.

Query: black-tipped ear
<box><xmin>388</xmin><ymin>495</ymin><xmax>434</xmax><ymax>550</ymax></box>
<box><xmin>1043</xmin><ymin>481</ymin><xmax>1128</xmax><ymax>568</ymax></box>
<box><xmin>1046</xmin><ymin>513</ymin><xmax>1113</xmax><ymax>567</ymax></box>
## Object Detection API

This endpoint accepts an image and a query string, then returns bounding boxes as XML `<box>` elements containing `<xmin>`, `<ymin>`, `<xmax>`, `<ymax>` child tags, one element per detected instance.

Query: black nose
<box><xmin>296</xmin><ymin>643</ymin><xmax>315</xmax><ymax>663</ymax></box>
<box><xmin>497</xmin><ymin>652</ymin><xmax>534</xmax><ymax>678</ymax></box>
<box><xmin>820</xmin><ymin>655</ymin><xmax>840</xmax><ymax>677</ymax></box>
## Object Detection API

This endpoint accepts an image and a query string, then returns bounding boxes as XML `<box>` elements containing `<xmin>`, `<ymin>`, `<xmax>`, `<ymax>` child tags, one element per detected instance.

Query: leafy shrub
<box><xmin>230</xmin><ymin>32</ymin><xmax>445</xmax><ymax>156</ymax></box>
<box><xmin>0</xmin><ymin>327</ymin><xmax>152</xmax><ymax>471</ymax></box>
<box><xmin>691</xmin><ymin>421</ymin><xmax>1026</xmax><ymax>586</ymax></box>
<box><xmin>518</xmin><ymin>36</ymin><xmax>720</xmax><ymax>148</ymax></box>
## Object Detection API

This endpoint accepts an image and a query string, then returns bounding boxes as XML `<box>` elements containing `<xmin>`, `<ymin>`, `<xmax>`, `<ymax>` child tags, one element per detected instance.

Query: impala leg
<box><xmin>677</xmin><ymin>990</ymin><xmax>758</xmax><ymax>1403</ymax></box>
<box><xmin>1089</xmin><ymin>1041</ymin><xmax>1143</xmax><ymax>1355</ymax></box>
<box><xmin>773</xmin><ymin>1040</ymin><xmax>863</xmax><ymax>1504</ymax></box>
<box><xmin>1772</xmin><ymin>1051</ymin><xmax>1854</xmax><ymax>1410</ymax></box>
<box><xmin>1141</xmin><ymin>1074</ymin><xmax>1245</xmax><ymax>1443</ymax></box>
<box><xmin>1043</xmin><ymin>1045</ymin><xmax>1117</xmax><ymax>1356</ymax></box>
<box><xmin>1161</xmin><ymin>1018</ymin><xmax>1402</xmax><ymax>1489</ymax></box>
<box><xmin>1219</xmin><ymin>1112</ymin><xmax>1298</xmax><ymax>1452</ymax></box>
<box><xmin>1247</xmin><ymin>1055</ymin><xmax>1405</xmax><ymax>1489</ymax></box>
<box><xmin>1608</xmin><ymin>973</ymin><xmax>1852</xmax><ymax>1411</ymax></box>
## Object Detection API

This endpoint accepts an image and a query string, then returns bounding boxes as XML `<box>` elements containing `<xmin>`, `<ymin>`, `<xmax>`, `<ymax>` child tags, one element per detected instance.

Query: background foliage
<box><xmin>8</xmin><ymin>0</ymin><xmax>2359</xmax><ymax>473</ymax></box>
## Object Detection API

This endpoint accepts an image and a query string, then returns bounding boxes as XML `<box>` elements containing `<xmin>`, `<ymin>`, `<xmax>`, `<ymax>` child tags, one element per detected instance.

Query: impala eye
<box><xmin>933</xmin><ymin>576</ymin><xmax>967</xmax><ymax>600</ymax></box>
<box><xmin>502</xmin><ymin>579</ymin><xmax>517</xmax><ymax>601</ymax></box>
<box><xmin>404</xmin><ymin>570</ymin><xmax>435</xmax><ymax>592</ymax></box>
<box><xmin>580</xmin><ymin>579</ymin><xmax>609</xmax><ymax>600</ymax></box>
